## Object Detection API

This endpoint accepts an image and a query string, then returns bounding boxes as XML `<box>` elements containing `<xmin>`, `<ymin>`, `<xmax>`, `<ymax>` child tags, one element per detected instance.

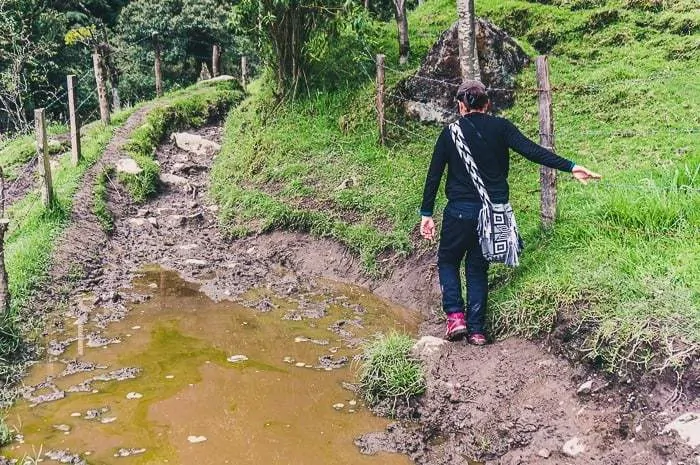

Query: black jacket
<box><xmin>420</xmin><ymin>113</ymin><xmax>575</xmax><ymax>216</ymax></box>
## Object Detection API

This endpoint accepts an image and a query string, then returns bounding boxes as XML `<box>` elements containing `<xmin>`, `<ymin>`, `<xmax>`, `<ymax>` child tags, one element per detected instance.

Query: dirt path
<box><xmin>15</xmin><ymin>115</ymin><xmax>698</xmax><ymax>465</ymax></box>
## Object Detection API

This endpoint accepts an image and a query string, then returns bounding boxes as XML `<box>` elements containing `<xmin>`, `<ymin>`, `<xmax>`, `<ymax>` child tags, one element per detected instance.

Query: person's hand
<box><xmin>572</xmin><ymin>165</ymin><xmax>602</xmax><ymax>185</ymax></box>
<box><xmin>420</xmin><ymin>216</ymin><xmax>436</xmax><ymax>240</ymax></box>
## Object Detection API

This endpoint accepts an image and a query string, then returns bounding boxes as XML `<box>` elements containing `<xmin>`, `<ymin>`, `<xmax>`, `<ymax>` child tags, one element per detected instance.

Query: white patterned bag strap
<box><xmin>448</xmin><ymin>121</ymin><xmax>492</xmax><ymax>209</ymax></box>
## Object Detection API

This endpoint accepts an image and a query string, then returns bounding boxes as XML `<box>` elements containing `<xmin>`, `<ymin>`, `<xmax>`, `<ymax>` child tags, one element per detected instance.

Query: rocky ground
<box><xmin>8</xmin><ymin>111</ymin><xmax>699</xmax><ymax>465</ymax></box>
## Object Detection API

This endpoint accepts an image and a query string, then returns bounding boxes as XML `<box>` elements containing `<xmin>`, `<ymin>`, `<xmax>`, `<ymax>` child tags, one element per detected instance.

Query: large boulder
<box><xmin>396</xmin><ymin>19</ymin><xmax>530</xmax><ymax>124</ymax></box>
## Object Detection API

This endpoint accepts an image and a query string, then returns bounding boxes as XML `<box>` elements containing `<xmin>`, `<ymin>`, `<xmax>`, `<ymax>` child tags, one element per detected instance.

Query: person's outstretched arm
<box><xmin>420</xmin><ymin>129</ymin><xmax>450</xmax><ymax>239</ymax></box>
<box><xmin>503</xmin><ymin>119</ymin><xmax>601</xmax><ymax>184</ymax></box>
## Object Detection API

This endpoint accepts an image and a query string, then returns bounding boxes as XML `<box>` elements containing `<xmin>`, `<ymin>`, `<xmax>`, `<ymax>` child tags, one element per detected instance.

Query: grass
<box><xmin>211</xmin><ymin>0</ymin><xmax>699</xmax><ymax>375</ymax></box>
<box><xmin>358</xmin><ymin>332</ymin><xmax>425</xmax><ymax>405</ymax></box>
<box><xmin>0</xmin><ymin>417</ymin><xmax>12</xmax><ymax>446</ymax></box>
<box><xmin>0</xmin><ymin>106</ymin><xmax>137</xmax><ymax>375</ymax></box>
<box><xmin>0</xmin><ymin>123</ymin><xmax>68</xmax><ymax>180</ymax></box>
<box><xmin>93</xmin><ymin>167</ymin><xmax>115</xmax><ymax>233</ymax></box>
<box><xmin>119</xmin><ymin>81</ymin><xmax>245</xmax><ymax>202</ymax></box>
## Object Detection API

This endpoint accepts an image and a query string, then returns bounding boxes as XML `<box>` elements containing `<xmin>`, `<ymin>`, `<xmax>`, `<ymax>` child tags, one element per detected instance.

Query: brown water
<box><xmin>2</xmin><ymin>268</ymin><xmax>416</xmax><ymax>465</ymax></box>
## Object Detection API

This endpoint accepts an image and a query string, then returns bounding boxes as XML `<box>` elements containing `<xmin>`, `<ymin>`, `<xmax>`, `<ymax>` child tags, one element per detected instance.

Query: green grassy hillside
<box><xmin>212</xmin><ymin>0</ymin><xmax>699</xmax><ymax>374</ymax></box>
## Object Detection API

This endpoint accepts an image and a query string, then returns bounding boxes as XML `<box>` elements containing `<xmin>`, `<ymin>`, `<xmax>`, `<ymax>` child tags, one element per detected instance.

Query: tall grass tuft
<box><xmin>358</xmin><ymin>332</ymin><xmax>425</xmax><ymax>405</ymax></box>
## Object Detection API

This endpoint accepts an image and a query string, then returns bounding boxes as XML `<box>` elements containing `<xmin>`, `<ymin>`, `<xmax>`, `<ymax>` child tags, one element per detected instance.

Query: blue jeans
<box><xmin>438</xmin><ymin>201</ymin><xmax>489</xmax><ymax>334</ymax></box>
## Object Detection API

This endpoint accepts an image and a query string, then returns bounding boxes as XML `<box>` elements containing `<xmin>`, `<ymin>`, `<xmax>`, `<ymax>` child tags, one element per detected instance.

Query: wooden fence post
<box><xmin>536</xmin><ymin>55</ymin><xmax>557</xmax><ymax>229</ymax></box>
<box><xmin>241</xmin><ymin>56</ymin><xmax>248</xmax><ymax>88</ymax></box>
<box><xmin>212</xmin><ymin>44</ymin><xmax>221</xmax><ymax>77</ymax></box>
<box><xmin>153</xmin><ymin>32</ymin><xmax>163</xmax><ymax>97</ymax></box>
<box><xmin>67</xmin><ymin>74</ymin><xmax>81</xmax><ymax>166</ymax></box>
<box><xmin>376</xmin><ymin>54</ymin><xmax>386</xmax><ymax>146</ymax></box>
<box><xmin>0</xmin><ymin>167</ymin><xmax>9</xmax><ymax>315</ymax></box>
<box><xmin>92</xmin><ymin>49</ymin><xmax>111</xmax><ymax>125</ymax></box>
<box><xmin>35</xmin><ymin>109</ymin><xmax>54</xmax><ymax>207</ymax></box>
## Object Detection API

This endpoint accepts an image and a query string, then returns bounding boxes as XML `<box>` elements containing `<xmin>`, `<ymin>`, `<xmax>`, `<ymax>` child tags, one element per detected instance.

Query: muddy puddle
<box><xmin>2</xmin><ymin>268</ymin><xmax>417</xmax><ymax>465</ymax></box>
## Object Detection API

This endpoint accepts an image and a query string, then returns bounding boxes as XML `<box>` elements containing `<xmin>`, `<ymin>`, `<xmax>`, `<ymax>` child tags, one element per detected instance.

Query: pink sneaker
<box><xmin>445</xmin><ymin>313</ymin><xmax>468</xmax><ymax>341</ymax></box>
<box><xmin>467</xmin><ymin>333</ymin><xmax>487</xmax><ymax>346</ymax></box>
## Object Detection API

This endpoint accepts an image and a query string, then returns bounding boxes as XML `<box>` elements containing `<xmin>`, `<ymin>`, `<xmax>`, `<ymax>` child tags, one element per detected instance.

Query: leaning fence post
<box><xmin>0</xmin><ymin>167</ymin><xmax>9</xmax><ymax>315</ymax></box>
<box><xmin>536</xmin><ymin>55</ymin><xmax>557</xmax><ymax>229</ymax></box>
<box><xmin>153</xmin><ymin>32</ymin><xmax>163</xmax><ymax>97</ymax></box>
<box><xmin>35</xmin><ymin>108</ymin><xmax>55</xmax><ymax>207</ymax></box>
<box><xmin>92</xmin><ymin>48</ymin><xmax>111</xmax><ymax>125</ymax></box>
<box><xmin>241</xmin><ymin>56</ymin><xmax>248</xmax><ymax>88</ymax></box>
<box><xmin>376</xmin><ymin>54</ymin><xmax>387</xmax><ymax>146</ymax></box>
<box><xmin>212</xmin><ymin>44</ymin><xmax>221</xmax><ymax>77</ymax></box>
<box><xmin>67</xmin><ymin>74</ymin><xmax>82</xmax><ymax>166</ymax></box>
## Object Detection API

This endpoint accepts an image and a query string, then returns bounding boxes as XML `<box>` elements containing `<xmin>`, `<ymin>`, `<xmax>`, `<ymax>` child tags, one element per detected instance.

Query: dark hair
<box><xmin>456</xmin><ymin>89</ymin><xmax>489</xmax><ymax>110</ymax></box>
<box><xmin>455</xmin><ymin>80</ymin><xmax>489</xmax><ymax>110</ymax></box>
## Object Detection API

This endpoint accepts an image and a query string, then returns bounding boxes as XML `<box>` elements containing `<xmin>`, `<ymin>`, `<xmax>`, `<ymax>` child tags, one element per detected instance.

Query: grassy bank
<box><xmin>120</xmin><ymin>80</ymin><xmax>245</xmax><ymax>202</ymax></box>
<box><xmin>1</xmin><ymin>107</ymin><xmax>137</xmax><ymax>374</ymax></box>
<box><xmin>212</xmin><ymin>0</ymin><xmax>699</xmax><ymax>374</ymax></box>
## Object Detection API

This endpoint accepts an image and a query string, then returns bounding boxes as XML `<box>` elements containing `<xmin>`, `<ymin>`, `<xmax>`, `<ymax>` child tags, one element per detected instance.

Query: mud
<box><xmin>5</xmin><ymin>111</ymin><xmax>697</xmax><ymax>465</ymax></box>
<box><xmin>3</xmin><ymin>269</ymin><xmax>414</xmax><ymax>464</ymax></box>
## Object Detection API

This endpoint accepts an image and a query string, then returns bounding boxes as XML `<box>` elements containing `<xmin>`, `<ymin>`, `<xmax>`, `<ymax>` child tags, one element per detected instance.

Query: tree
<box><xmin>117</xmin><ymin>0</ymin><xmax>237</xmax><ymax>102</ymax></box>
<box><xmin>392</xmin><ymin>0</ymin><xmax>410</xmax><ymax>65</ymax></box>
<box><xmin>0</xmin><ymin>0</ymin><xmax>64</xmax><ymax>133</ymax></box>
<box><xmin>457</xmin><ymin>0</ymin><xmax>480</xmax><ymax>80</ymax></box>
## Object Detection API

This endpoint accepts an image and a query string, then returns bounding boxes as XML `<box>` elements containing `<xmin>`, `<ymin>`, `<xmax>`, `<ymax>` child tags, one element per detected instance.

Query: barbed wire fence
<box><xmin>352</xmin><ymin>43</ymin><xmax>699</xmax><ymax>207</ymax></box>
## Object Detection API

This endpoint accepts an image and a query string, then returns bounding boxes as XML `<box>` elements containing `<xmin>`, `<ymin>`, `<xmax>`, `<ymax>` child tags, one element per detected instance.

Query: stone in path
<box><xmin>160</xmin><ymin>173</ymin><xmax>189</xmax><ymax>186</ymax></box>
<box><xmin>562</xmin><ymin>437</ymin><xmax>585</xmax><ymax>457</ymax></box>
<box><xmin>663</xmin><ymin>412</ymin><xmax>700</xmax><ymax>448</ymax></box>
<box><xmin>170</xmin><ymin>132</ymin><xmax>221</xmax><ymax>157</ymax></box>
<box><xmin>115</xmin><ymin>158</ymin><xmax>142</xmax><ymax>175</ymax></box>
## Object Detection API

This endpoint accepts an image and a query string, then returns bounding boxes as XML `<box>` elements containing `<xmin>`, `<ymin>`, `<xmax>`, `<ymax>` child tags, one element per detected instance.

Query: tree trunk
<box><xmin>394</xmin><ymin>0</ymin><xmax>410</xmax><ymax>66</ymax></box>
<box><xmin>457</xmin><ymin>0</ymin><xmax>481</xmax><ymax>81</ymax></box>
<box><xmin>0</xmin><ymin>167</ymin><xmax>9</xmax><ymax>315</ymax></box>
<box><xmin>92</xmin><ymin>48</ymin><xmax>111</xmax><ymax>125</ymax></box>
<box><xmin>104</xmin><ymin>44</ymin><xmax>121</xmax><ymax>112</ymax></box>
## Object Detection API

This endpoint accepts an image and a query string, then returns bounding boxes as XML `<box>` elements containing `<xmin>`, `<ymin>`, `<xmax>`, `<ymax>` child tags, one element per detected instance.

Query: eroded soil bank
<box><xmin>3</xmin><ymin>114</ymin><xmax>698</xmax><ymax>465</ymax></box>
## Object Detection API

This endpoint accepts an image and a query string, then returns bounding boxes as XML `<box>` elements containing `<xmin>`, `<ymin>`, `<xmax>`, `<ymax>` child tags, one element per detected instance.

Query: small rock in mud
<box><xmin>165</xmin><ymin>375</ymin><xmax>175</xmax><ymax>379</ymax></box>
<box><xmin>71</xmin><ymin>412</ymin><xmax>81</xmax><ymax>417</ymax></box>
<box><xmin>115</xmin><ymin>448</ymin><xmax>146</xmax><ymax>457</ymax></box>
<box><xmin>45</xmin><ymin>449</ymin><xmax>87</xmax><ymax>465</ymax></box>
<box><xmin>47</xmin><ymin>339</ymin><xmax>75</xmax><ymax>356</ymax></box>
<box><xmin>187</xmin><ymin>435</ymin><xmax>207</xmax><ymax>444</ymax></box>
<box><xmin>537</xmin><ymin>448</ymin><xmax>551</xmax><ymax>458</ymax></box>
<box><xmin>86</xmin><ymin>333</ymin><xmax>121</xmax><ymax>348</ymax></box>
<box><xmin>227</xmin><ymin>355</ymin><xmax>248</xmax><ymax>363</ymax></box>
<box><xmin>115</xmin><ymin>158</ymin><xmax>142</xmax><ymax>175</ymax></box>
<box><xmin>283</xmin><ymin>356</ymin><xmax>294</xmax><ymax>364</ymax></box>
<box><xmin>101</xmin><ymin>417</ymin><xmax>117</xmax><ymax>424</ymax></box>
<box><xmin>562</xmin><ymin>437</ymin><xmax>586</xmax><ymax>457</ymax></box>
<box><xmin>318</xmin><ymin>355</ymin><xmax>349</xmax><ymax>370</ymax></box>
<box><xmin>411</xmin><ymin>335</ymin><xmax>447</xmax><ymax>360</ymax></box>
<box><xmin>126</xmin><ymin>392</ymin><xmax>143</xmax><ymax>400</ymax></box>
<box><xmin>67</xmin><ymin>381</ymin><xmax>93</xmax><ymax>393</ymax></box>
<box><xmin>84</xmin><ymin>407</ymin><xmax>110</xmax><ymax>420</ymax></box>
<box><xmin>160</xmin><ymin>173</ymin><xmax>189</xmax><ymax>186</ymax></box>
<box><xmin>53</xmin><ymin>424</ymin><xmax>71</xmax><ymax>432</ymax></box>
<box><xmin>92</xmin><ymin>367</ymin><xmax>140</xmax><ymax>382</ymax></box>
<box><xmin>341</xmin><ymin>382</ymin><xmax>359</xmax><ymax>393</ymax></box>
<box><xmin>577</xmin><ymin>380</ymin><xmax>594</xmax><ymax>395</ymax></box>
<box><xmin>295</xmin><ymin>336</ymin><xmax>329</xmax><ymax>345</ymax></box>
<box><xmin>255</xmin><ymin>297</ymin><xmax>276</xmax><ymax>312</ymax></box>
<box><xmin>23</xmin><ymin>381</ymin><xmax>65</xmax><ymax>406</ymax></box>
<box><xmin>128</xmin><ymin>218</ymin><xmax>152</xmax><ymax>229</ymax></box>
<box><xmin>663</xmin><ymin>412</ymin><xmax>700</xmax><ymax>447</ymax></box>
<box><xmin>295</xmin><ymin>362</ymin><xmax>306</xmax><ymax>367</ymax></box>
<box><xmin>60</xmin><ymin>359</ymin><xmax>107</xmax><ymax>377</ymax></box>
<box><xmin>349</xmin><ymin>400</ymin><xmax>357</xmax><ymax>406</ymax></box>
<box><xmin>333</xmin><ymin>403</ymin><xmax>345</xmax><ymax>410</ymax></box>
<box><xmin>136</xmin><ymin>208</ymin><xmax>150</xmax><ymax>218</ymax></box>
<box><xmin>185</xmin><ymin>259</ymin><xmax>209</xmax><ymax>268</ymax></box>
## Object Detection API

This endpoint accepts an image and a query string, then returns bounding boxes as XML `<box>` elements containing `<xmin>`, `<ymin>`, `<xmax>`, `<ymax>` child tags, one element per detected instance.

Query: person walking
<box><xmin>420</xmin><ymin>80</ymin><xmax>601</xmax><ymax>345</ymax></box>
